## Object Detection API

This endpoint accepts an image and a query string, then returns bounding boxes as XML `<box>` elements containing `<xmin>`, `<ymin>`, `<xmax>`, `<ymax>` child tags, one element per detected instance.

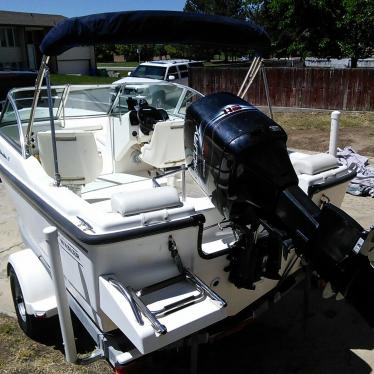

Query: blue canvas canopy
<box><xmin>40</xmin><ymin>10</ymin><xmax>271</xmax><ymax>56</ymax></box>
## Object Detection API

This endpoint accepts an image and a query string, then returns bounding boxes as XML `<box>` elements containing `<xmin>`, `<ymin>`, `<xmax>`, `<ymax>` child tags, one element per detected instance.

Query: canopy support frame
<box><xmin>237</xmin><ymin>57</ymin><xmax>273</xmax><ymax>119</ymax></box>
<box><xmin>45</xmin><ymin>66</ymin><xmax>61</xmax><ymax>187</ymax></box>
<box><xmin>26</xmin><ymin>54</ymin><xmax>50</xmax><ymax>154</ymax></box>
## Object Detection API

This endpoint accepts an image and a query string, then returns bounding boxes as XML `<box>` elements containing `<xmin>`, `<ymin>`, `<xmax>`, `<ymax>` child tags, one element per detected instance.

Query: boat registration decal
<box><xmin>58</xmin><ymin>235</ymin><xmax>83</xmax><ymax>265</ymax></box>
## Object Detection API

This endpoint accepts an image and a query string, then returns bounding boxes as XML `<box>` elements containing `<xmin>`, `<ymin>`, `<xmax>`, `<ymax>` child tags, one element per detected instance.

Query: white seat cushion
<box><xmin>291</xmin><ymin>153</ymin><xmax>339</xmax><ymax>175</ymax></box>
<box><xmin>111</xmin><ymin>186</ymin><xmax>182</xmax><ymax>216</ymax></box>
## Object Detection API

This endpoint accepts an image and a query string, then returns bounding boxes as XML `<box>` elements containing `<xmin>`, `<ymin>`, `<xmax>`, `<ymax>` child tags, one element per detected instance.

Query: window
<box><xmin>179</xmin><ymin>65</ymin><xmax>188</xmax><ymax>78</ymax></box>
<box><xmin>0</xmin><ymin>27</ymin><xmax>21</xmax><ymax>48</ymax></box>
<box><xmin>13</xmin><ymin>28</ymin><xmax>21</xmax><ymax>47</ymax></box>
<box><xmin>0</xmin><ymin>29</ymin><xmax>6</xmax><ymax>47</ymax></box>
<box><xmin>131</xmin><ymin>65</ymin><xmax>167</xmax><ymax>80</ymax></box>
<box><xmin>6</xmin><ymin>29</ymin><xmax>14</xmax><ymax>47</ymax></box>
<box><xmin>167</xmin><ymin>67</ymin><xmax>178</xmax><ymax>79</ymax></box>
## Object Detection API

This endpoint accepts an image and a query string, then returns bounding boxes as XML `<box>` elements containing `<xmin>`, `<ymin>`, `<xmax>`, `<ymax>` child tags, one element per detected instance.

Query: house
<box><xmin>0</xmin><ymin>10</ymin><xmax>96</xmax><ymax>74</ymax></box>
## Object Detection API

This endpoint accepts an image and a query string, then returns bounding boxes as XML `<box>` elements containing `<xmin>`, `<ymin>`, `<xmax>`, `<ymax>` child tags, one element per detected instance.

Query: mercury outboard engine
<box><xmin>185</xmin><ymin>92</ymin><xmax>374</xmax><ymax>326</ymax></box>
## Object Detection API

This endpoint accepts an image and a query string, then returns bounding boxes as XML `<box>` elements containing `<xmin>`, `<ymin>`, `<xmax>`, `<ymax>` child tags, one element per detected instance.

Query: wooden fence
<box><xmin>189</xmin><ymin>67</ymin><xmax>374</xmax><ymax>111</ymax></box>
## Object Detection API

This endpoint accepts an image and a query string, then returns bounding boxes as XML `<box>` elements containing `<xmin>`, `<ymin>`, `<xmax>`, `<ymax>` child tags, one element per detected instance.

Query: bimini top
<box><xmin>40</xmin><ymin>10</ymin><xmax>271</xmax><ymax>56</ymax></box>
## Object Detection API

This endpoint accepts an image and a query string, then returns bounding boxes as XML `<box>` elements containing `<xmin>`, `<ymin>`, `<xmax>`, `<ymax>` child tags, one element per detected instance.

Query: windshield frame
<box><xmin>0</xmin><ymin>92</ymin><xmax>25</xmax><ymax>156</ymax></box>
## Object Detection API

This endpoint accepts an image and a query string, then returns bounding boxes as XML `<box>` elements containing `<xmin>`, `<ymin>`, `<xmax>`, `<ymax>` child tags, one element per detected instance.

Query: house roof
<box><xmin>0</xmin><ymin>10</ymin><xmax>65</xmax><ymax>27</ymax></box>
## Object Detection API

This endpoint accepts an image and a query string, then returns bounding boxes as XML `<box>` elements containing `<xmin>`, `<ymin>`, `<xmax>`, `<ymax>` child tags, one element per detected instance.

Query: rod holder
<box><xmin>329</xmin><ymin>111</ymin><xmax>341</xmax><ymax>157</ymax></box>
<box><xmin>44</xmin><ymin>226</ymin><xmax>77</xmax><ymax>363</ymax></box>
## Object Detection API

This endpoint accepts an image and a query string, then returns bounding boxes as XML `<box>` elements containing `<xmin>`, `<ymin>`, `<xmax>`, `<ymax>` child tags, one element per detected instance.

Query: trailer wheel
<box><xmin>9</xmin><ymin>266</ymin><xmax>42</xmax><ymax>339</ymax></box>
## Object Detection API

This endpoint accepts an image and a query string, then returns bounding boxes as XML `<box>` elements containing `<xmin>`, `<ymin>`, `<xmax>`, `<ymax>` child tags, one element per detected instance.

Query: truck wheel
<box><xmin>9</xmin><ymin>266</ymin><xmax>42</xmax><ymax>339</ymax></box>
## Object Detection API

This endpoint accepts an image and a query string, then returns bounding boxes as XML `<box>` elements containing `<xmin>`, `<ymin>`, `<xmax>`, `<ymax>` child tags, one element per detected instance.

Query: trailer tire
<box><xmin>9</xmin><ymin>266</ymin><xmax>42</xmax><ymax>339</ymax></box>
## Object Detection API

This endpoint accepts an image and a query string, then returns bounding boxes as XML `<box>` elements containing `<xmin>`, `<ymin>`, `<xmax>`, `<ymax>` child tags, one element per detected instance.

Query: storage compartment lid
<box><xmin>291</xmin><ymin>153</ymin><xmax>339</xmax><ymax>175</ymax></box>
<box><xmin>111</xmin><ymin>186</ymin><xmax>182</xmax><ymax>216</ymax></box>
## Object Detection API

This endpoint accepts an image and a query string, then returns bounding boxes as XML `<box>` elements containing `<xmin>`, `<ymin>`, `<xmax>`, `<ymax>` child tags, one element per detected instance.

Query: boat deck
<box><xmin>81</xmin><ymin>170</ymin><xmax>208</xmax><ymax>213</ymax></box>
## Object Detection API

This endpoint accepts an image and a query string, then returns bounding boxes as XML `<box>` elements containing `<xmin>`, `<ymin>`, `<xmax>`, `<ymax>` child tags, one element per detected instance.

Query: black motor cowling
<box><xmin>185</xmin><ymin>92</ymin><xmax>298</xmax><ymax>224</ymax></box>
<box><xmin>184</xmin><ymin>92</ymin><xmax>374</xmax><ymax>326</ymax></box>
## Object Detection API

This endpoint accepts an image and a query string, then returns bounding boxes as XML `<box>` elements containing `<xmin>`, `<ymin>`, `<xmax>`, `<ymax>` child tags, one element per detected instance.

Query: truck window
<box><xmin>167</xmin><ymin>66</ymin><xmax>178</xmax><ymax>80</ymax></box>
<box><xmin>179</xmin><ymin>65</ymin><xmax>188</xmax><ymax>78</ymax></box>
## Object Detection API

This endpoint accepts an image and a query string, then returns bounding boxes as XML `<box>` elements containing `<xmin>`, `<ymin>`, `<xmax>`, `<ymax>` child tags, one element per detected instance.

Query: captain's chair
<box><xmin>38</xmin><ymin>130</ymin><xmax>102</xmax><ymax>186</ymax></box>
<box><xmin>140</xmin><ymin>120</ymin><xmax>185</xmax><ymax>169</ymax></box>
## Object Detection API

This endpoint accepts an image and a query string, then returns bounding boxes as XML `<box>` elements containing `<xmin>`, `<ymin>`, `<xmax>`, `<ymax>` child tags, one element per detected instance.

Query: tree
<box><xmin>95</xmin><ymin>45</ymin><xmax>116</xmax><ymax>62</ymax></box>
<box><xmin>251</xmin><ymin>0</ymin><xmax>374</xmax><ymax>65</ymax></box>
<box><xmin>184</xmin><ymin>0</ymin><xmax>249</xmax><ymax>19</ymax></box>
<box><xmin>255</xmin><ymin>0</ymin><xmax>343</xmax><ymax>58</ymax></box>
<box><xmin>184</xmin><ymin>0</ymin><xmax>255</xmax><ymax>60</ymax></box>
<box><xmin>337</xmin><ymin>0</ymin><xmax>374</xmax><ymax>67</ymax></box>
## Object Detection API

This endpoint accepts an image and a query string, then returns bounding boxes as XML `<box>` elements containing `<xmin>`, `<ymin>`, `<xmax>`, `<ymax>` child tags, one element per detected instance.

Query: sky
<box><xmin>0</xmin><ymin>0</ymin><xmax>187</xmax><ymax>17</ymax></box>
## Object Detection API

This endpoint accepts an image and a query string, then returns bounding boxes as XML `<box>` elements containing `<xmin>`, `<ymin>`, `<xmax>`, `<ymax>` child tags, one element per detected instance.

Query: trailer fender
<box><xmin>7</xmin><ymin>249</ymin><xmax>57</xmax><ymax>318</ymax></box>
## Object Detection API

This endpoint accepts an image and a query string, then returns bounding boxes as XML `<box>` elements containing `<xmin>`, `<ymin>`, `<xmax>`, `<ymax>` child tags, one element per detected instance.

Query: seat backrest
<box><xmin>140</xmin><ymin>120</ymin><xmax>185</xmax><ymax>169</ymax></box>
<box><xmin>37</xmin><ymin>130</ymin><xmax>102</xmax><ymax>185</ymax></box>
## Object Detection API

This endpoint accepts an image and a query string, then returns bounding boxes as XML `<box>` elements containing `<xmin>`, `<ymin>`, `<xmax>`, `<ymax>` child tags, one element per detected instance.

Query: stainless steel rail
<box><xmin>106</xmin><ymin>234</ymin><xmax>226</xmax><ymax>337</ymax></box>
<box><xmin>185</xmin><ymin>269</ymin><xmax>227</xmax><ymax>308</ymax></box>
<box><xmin>108</xmin><ymin>278</ymin><xmax>144</xmax><ymax>326</ymax></box>
<box><xmin>26</xmin><ymin>55</ymin><xmax>49</xmax><ymax>152</ymax></box>
<box><xmin>45</xmin><ymin>67</ymin><xmax>61</xmax><ymax>186</ymax></box>
<box><xmin>261</xmin><ymin>66</ymin><xmax>273</xmax><ymax>119</ymax></box>
<box><xmin>237</xmin><ymin>56</ymin><xmax>262</xmax><ymax>99</ymax></box>
<box><xmin>126</xmin><ymin>286</ymin><xmax>168</xmax><ymax>335</ymax></box>
<box><xmin>152</xmin><ymin>164</ymin><xmax>187</xmax><ymax>201</ymax></box>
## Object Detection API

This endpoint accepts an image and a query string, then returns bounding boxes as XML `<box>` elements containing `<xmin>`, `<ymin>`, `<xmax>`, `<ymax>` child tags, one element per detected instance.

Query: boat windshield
<box><xmin>64</xmin><ymin>86</ymin><xmax>112</xmax><ymax>116</ymax></box>
<box><xmin>0</xmin><ymin>85</ymin><xmax>113</xmax><ymax>126</ymax></box>
<box><xmin>112</xmin><ymin>81</ymin><xmax>202</xmax><ymax>117</ymax></box>
<box><xmin>0</xmin><ymin>87</ymin><xmax>65</xmax><ymax>126</ymax></box>
<box><xmin>0</xmin><ymin>82</ymin><xmax>202</xmax><ymax>128</ymax></box>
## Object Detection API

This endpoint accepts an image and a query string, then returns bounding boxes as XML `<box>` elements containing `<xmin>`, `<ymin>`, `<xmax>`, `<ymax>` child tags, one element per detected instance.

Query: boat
<box><xmin>1</xmin><ymin>10</ymin><xmax>373</xmax><ymax>372</ymax></box>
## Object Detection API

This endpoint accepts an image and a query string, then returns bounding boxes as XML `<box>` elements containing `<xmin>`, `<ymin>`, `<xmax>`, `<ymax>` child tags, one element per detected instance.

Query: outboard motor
<box><xmin>185</xmin><ymin>92</ymin><xmax>374</xmax><ymax>326</ymax></box>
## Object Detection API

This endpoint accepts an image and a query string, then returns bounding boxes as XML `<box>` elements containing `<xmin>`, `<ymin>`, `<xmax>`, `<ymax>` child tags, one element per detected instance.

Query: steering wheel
<box><xmin>136</xmin><ymin>100</ymin><xmax>160</xmax><ymax>135</ymax></box>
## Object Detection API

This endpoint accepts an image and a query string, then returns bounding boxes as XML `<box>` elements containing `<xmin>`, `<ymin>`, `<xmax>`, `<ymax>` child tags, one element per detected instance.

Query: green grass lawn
<box><xmin>273</xmin><ymin>111</ymin><xmax>374</xmax><ymax>131</ymax></box>
<box><xmin>50</xmin><ymin>74</ymin><xmax>115</xmax><ymax>85</ymax></box>
<box><xmin>97</xmin><ymin>61</ymin><xmax>138</xmax><ymax>68</ymax></box>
